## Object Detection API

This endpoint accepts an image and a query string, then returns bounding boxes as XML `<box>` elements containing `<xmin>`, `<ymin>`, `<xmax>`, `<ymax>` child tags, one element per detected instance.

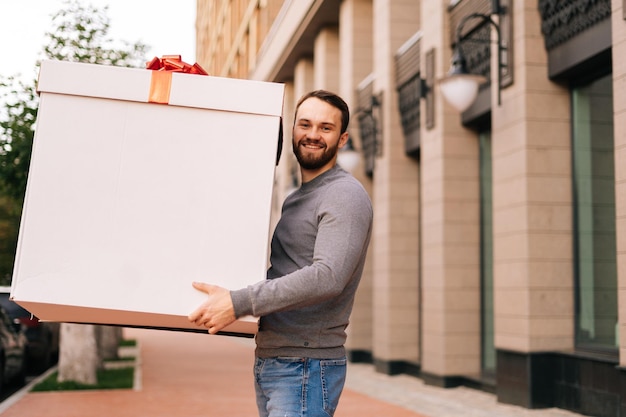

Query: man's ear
<box><xmin>338</xmin><ymin>132</ymin><xmax>350</xmax><ymax>149</ymax></box>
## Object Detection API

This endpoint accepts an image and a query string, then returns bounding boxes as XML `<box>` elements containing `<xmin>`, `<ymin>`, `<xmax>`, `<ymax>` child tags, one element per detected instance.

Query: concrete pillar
<box><xmin>370</xmin><ymin>0</ymin><xmax>420</xmax><ymax>372</ymax></box>
<box><xmin>420</xmin><ymin>1</ymin><xmax>481</xmax><ymax>379</ymax></box>
<box><xmin>294</xmin><ymin>58</ymin><xmax>315</xmax><ymax>102</ymax></box>
<box><xmin>339</xmin><ymin>0</ymin><xmax>374</xmax><ymax>356</ymax></box>
<box><xmin>314</xmin><ymin>26</ymin><xmax>341</xmax><ymax>92</ymax></box>
<box><xmin>611</xmin><ymin>0</ymin><xmax>626</xmax><ymax>366</ymax></box>
<box><xmin>488</xmin><ymin>1</ymin><xmax>575</xmax><ymax>406</ymax></box>
<box><xmin>492</xmin><ymin>0</ymin><xmax>573</xmax><ymax>355</ymax></box>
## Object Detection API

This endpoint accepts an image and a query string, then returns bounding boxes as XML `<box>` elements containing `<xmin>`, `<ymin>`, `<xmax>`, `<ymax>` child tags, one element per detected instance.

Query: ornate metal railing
<box><xmin>538</xmin><ymin>0</ymin><xmax>611</xmax><ymax>50</ymax></box>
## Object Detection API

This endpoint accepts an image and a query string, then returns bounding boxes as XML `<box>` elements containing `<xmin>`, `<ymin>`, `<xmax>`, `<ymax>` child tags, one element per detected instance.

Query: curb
<box><xmin>0</xmin><ymin>341</ymin><xmax>143</xmax><ymax>414</ymax></box>
<box><xmin>0</xmin><ymin>365</ymin><xmax>58</xmax><ymax>415</ymax></box>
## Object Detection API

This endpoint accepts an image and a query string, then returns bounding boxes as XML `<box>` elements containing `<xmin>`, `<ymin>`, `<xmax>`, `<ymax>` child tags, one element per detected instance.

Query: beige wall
<box><xmin>196</xmin><ymin>0</ymin><xmax>283</xmax><ymax>79</ymax></box>
<box><xmin>196</xmin><ymin>0</ymin><xmax>625</xmax><ymax>383</ymax></box>
<box><xmin>612</xmin><ymin>0</ymin><xmax>626</xmax><ymax>367</ymax></box>
<box><xmin>248</xmin><ymin>0</ymin><xmax>318</xmax><ymax>81</ymax></box>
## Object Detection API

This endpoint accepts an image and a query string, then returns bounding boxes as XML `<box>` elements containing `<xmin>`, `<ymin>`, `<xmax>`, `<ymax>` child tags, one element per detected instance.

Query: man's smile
<box><xmin>300</xmin><ymin>140</ymin><xmax>325</xmax><ymax>150</ymax></box>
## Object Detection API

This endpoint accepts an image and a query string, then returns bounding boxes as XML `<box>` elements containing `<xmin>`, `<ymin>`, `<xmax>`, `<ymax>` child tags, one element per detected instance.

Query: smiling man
<box><xmin>189</xmin><ymin>90</ymin><xmax>373</xmax><ymax>417</ymax></box>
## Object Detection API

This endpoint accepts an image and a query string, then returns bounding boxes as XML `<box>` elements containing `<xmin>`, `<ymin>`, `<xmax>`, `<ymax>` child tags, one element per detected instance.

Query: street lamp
<box><xmin>337</xmin><ymin>137</ymin><xmax>360</xmax><ymax>174</ymax></box>
<box><xmin>439</xmin><ymin>2</ymin><xmax>510</xmax><ymax>112</ymax></box>
<box><xmin>439</xmin><ymin>47</ymin><xmax>487</xmax><ymax>112</ymax></box>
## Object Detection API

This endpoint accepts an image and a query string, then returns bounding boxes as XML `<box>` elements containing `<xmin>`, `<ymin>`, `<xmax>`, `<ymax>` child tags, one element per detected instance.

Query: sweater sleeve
<box><xmin>230</xmin><ymin>179</ymin><xmax>372</xmax><ymax>318</ymax></box>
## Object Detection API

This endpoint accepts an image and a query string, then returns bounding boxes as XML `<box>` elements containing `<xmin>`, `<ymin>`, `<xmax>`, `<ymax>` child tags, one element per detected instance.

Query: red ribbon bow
<box><xmin>146</xmin><ymin>55</ymin><xmax>208</xmax><ymax>76</ymax></box>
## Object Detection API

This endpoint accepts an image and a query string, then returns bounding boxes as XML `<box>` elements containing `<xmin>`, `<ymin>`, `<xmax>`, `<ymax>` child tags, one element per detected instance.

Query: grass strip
<box><xmin>31</xmin><ymin>367</ymin><xmax>134</xmax><ymax>392</ymax></box>
<box><xmin>119</xmin><ymin>339</ymin><xmax>137</xmax><ymax>347</ymax></box>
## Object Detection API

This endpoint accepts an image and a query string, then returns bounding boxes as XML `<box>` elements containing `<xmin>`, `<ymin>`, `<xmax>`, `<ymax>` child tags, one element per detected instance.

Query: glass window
<box><xmin>479</xmin><ymin>131</ymin><xmax>495</xmax><ymax>372</ymax></box>
<box><xmin>571</xmin><ymin>73</ymin><xmax>618</xmax><ymax>351</ymax></box>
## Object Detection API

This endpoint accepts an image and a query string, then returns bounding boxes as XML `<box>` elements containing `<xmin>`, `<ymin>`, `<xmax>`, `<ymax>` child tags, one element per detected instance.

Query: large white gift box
<box><xmin>10</xmin><ymin>60</ymin><xmax>285</xmax><ymax>336</ymax></box>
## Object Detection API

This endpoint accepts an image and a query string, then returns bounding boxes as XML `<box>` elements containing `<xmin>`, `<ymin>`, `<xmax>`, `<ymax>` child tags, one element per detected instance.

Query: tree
<box><xmin>0</xmin><ymin>195</ymin><xmax>20</xmax><ymax>284</ymax></box>
<box><xmin>42</xmin><ymin>0</ymin><xmax>147</xmax><ymax>67</ymax></box>
<box><xmin>0</xmin><ymin>0</ymin><xmax>147</xmax><ymax>208</ymax></box>
<box><xmin>0</xmin><ymin>78</ymin><xmax>36</xmax><ymax>207</ymax></box>
<box><xmin>0</xmin><ymin>78</ymin><xmax>37</xmax><ymax>284</ymax></box>
<box><xmin>0</xmin><ymin>0</ymin><xmax>148</xmax><ymax>384</ymax></box>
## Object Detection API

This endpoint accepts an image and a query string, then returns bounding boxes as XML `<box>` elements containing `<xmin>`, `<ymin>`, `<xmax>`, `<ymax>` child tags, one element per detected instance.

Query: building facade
<box><xmin>196</xmin><ymin>1</ymin><xmax>625</xmax><ymax>416</ymax></box>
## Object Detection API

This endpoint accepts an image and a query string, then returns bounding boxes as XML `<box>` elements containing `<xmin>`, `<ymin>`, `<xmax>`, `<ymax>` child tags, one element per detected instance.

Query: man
<box><xmin>188</xmin><ymin>90</ymin><xmax>373</xmax><ymax>417</ymax></box>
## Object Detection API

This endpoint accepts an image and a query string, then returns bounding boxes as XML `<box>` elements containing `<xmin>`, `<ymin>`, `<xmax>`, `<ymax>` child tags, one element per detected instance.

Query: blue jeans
<box><xmin>254</xmin><ymin>356</ymin><xmax>347</xmax><ymax>417</ymax></box>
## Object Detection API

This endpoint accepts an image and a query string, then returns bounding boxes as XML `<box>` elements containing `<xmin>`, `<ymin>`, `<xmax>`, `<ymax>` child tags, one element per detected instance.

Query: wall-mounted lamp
<box><xmin>355</xmin><ymin>77</ymin><xmax>382</xmax><ymax>178</ymax></box>
<box><xmin>439</xmin><ymin>1</ymin><xmax>511</xmax><ymax>113</ymax></box>
<box><xmin>337</xmin><ymin>136</ymin><xmax>361</xmax><ymax>174</ymax></box>
<box><xmin>439</xmin><ymin>46</ymin><xmax>487</xmax><ymax>112</ymax></box>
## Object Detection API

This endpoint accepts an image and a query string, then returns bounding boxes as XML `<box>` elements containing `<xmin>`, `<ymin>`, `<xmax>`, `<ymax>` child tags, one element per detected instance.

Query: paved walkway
<box><xmin>0</xmin><ymin>328</ymin><xmax>586</xmax><ymax>417</ymax></box>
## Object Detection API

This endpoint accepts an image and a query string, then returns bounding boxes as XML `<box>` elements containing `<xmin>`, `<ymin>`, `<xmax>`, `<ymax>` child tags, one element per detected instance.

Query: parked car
<box><xmin>0</xmin><ymin>305</ymin><xmax>26</xmax><ymax>394</ymax></box>
<box><xmin>0</xmin><ymin>287</ymin><xmax>59</xmax><ymax>374</ymax></box>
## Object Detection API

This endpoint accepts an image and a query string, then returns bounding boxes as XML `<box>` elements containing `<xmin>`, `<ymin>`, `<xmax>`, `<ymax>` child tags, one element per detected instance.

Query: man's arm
<box><xmin>188</xmin><ymin>179</ymin><xmax>372</xmax><ymax>330</ymax></box>
<box><xmin>231</xmin><ymin>180</ymin><xmax>372</xmax><ymax>318</ymax></box>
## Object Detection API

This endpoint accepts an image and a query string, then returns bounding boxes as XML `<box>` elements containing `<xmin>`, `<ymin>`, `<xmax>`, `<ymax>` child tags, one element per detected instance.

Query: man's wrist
<box><xmin>230</xmin><ymin>287</ymin><xmax>253</xmax><ymax>318</ymax></box>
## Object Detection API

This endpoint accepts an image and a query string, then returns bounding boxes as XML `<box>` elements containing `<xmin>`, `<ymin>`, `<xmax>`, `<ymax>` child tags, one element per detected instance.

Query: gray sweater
<box><xmin>231</xmin><ymin>165</ymin><xmax>373</xmax><ymax>358</ymax></box>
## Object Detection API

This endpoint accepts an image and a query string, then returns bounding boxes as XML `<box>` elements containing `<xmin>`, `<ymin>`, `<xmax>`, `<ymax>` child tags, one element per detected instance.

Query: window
<box><xmin>479</xmin><ymin>131</ymin><xmax>495</xmax><ymax>372</ymax></box>
<box><xmin>571</xmin><ymin>73</ymin><xmax>618</xmax><ymax>351</ymax></box>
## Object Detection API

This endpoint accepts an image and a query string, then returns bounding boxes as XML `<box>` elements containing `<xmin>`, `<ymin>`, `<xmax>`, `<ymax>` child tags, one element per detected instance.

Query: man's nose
<box><xmin>306</xmin><ymin>127</ymin><xmax>321</xmax><ymax>139</ymax></box>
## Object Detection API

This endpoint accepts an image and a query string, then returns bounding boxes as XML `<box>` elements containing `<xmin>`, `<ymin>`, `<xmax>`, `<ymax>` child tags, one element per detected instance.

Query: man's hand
<box><xmin>188</xmin><ymin>282</ymin><xmax>236</xmax><ymax>334</ymax></box>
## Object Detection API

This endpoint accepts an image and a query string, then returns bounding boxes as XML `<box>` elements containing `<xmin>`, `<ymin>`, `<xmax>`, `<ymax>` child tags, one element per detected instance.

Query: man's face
<box><xmin>292</xmin><ymin>97</ymin><xmax>347</xmax><ymax>172</ymax></box>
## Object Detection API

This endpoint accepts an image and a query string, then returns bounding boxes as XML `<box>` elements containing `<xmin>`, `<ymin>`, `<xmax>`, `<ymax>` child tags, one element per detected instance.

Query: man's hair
<box><xmin>294</xmin><ymin>90</ymin><xmax>350</xmax><ymax>134</ymax></box>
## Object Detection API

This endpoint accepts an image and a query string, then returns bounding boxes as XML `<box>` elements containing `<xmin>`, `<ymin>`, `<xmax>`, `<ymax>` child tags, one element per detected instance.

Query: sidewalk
<box><xmin>0</xmin><ymin>328</ymin><xmax>585</xmax><ymax>417</ymax></box>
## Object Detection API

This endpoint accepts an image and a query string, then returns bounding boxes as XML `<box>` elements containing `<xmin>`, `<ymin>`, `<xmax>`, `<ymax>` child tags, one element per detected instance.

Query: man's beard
<box><xmin>292</xmin><ymin>138</ymin><xmax>339</xmax><ymax>170</ymax></box>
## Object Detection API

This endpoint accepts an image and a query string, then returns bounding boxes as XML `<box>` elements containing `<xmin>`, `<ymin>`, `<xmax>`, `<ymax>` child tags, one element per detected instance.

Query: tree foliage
<box><xmin>0</xmin><ymin>78</ymin><xmax>37</xmax><ymax>206</ymax></box>
<box><xmin>0</xmin><ymin>0</ymin><xmax>148</xmax><ymax>205</ymax></box>
<box><xmin>0</xmin><ymin>194</ymin><xmax>20</xmax><ymax>284</ymax></box>
<box><xmin>43</xmin><ymin>1</ymin><xmax>147</xmax><ymax>67</ymax></box>
<box><xmin>0</xmin><ymin>0</ymin><xmax>148</xmax><ymax>284</ymax></box>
